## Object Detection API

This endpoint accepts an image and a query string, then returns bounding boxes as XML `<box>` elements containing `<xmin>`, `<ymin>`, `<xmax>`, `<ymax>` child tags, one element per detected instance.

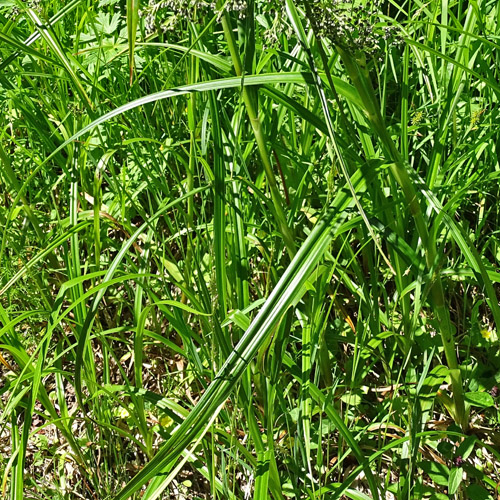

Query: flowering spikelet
<box><xmin>140</xmin><ymin>0</ymin><xmax>248</xmax><ymax>34</ymax></box>
<box><xmin>305</xmin><ymin>0</ymin><xmax>404</xmax><ymax>59</ymax></box>
<box><xmin>411</xmin><ymin>110</ymin><xmax>424</xmax><ymax>126</ymax></box>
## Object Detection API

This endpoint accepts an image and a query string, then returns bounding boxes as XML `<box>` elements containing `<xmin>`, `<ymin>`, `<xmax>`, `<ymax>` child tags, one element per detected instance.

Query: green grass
<box><xmin>1</xmin><ymin>0</ymin><xmax>500</xmax><ymax>498</ymax></box>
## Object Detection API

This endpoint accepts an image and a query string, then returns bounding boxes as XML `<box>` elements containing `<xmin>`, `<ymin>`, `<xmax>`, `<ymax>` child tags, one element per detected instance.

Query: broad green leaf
<box><xmin>465</xmin><ymin>484</ymin><xmax>493</xmax><ymax>500</ymax></box>
<box><xmin>448</xmin><ymin>467</ymin><xmax>463</xmax><ymax>495</ymax></box>
<box><xmin>420</xmin><ymin>461</ymin><xmax>450</xmax><ymax>487</ymax></box>
<box><xmin>455</xmin><ymin>435</ymin><xmax>476</xmax><ymax>460</ymax></box>
<box><xmin>465</xmin><ymin>391</ymin><xmax>495</xmax><ymax>408</ymax></box>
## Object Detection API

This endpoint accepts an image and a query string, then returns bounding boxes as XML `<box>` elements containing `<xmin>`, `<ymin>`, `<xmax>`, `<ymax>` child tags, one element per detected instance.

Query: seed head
<box><xmin>140</xmin><ymin>0</ymin><xmax>248</xmax><ymax>34</ymax></box>
<box><xmin>304</xmin><ymin>0</ymin><xmax>404</xmax><ymax>59</ymax></box>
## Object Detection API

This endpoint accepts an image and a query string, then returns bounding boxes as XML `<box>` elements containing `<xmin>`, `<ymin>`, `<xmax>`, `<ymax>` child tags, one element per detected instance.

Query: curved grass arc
<box><xmin>0</xmin><ymin>72</ymin><xmax>358</xmax><ymax>272</ymax></box>
<box><xmin>72</xmin><ymin>185</ymin><xmax>210</xmax><ymax>402</ymax></box>
<box><xmin>115</xmin><ymin>170</ymin><xmax>378</xmax><ymax>499</ymax></box>
<box><xmin>297</xmin><ymin>3</ymin><xmax>497</xmax><ymax>432</ymax></box>
<box><xmin>3</xmin><ymin>1</ymin><xmax>500</xmax><ymax>498</ymax></box>
<box><xmin>33</xmin><ymin>72</ymin><xmax>359</xmax><ymax>171</ymax></box>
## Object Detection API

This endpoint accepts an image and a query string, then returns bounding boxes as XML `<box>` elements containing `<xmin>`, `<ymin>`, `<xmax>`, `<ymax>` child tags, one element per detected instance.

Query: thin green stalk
<box><xmin>336</xmin><ymin>47</ymin><xmax>467</xmax><ymax>430</ymax></box>
<box><xmin>287</xmin><ymin>0</ymin><xmax>395</xmax><ymax>275</ymax></box>
<box><xmin>126</xmin><ymin>0</ymin><xmax>140</xmax><ymax>85</ymax></box>
<box><xmin>0</xmin><ymin>142</ymin><xmax>60</xmax><ymax>274</ymax></box>
<box><xmin>219</xmin><ymin>10</ymin><xmax>296</xmax><ymax>257</ymax></box>
<box><xmin>183</xmin><ymin>47</ymin><xmax>198</xmax><ymax>301</ymax></box>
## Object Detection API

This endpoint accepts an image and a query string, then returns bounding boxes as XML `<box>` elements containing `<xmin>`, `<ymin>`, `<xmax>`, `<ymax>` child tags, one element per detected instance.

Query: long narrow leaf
<box><xmin>115</xmin><ymin>167</ymin><xmax>370</xmax><ymax>499</ymax></box>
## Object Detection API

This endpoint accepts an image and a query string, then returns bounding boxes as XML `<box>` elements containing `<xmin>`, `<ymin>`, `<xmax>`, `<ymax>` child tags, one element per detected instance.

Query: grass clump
<box><xmin>1</xmin><ymin>0</ymin><xmax>500</xmax><ymax>499</ymax></box>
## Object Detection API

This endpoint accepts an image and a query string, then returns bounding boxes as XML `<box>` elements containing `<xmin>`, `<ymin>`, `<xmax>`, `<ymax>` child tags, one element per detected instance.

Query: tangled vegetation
<box><xmin>1</xmin><ymin>0</ymin><xmax>500</xmax><ymax>498</ymax></box>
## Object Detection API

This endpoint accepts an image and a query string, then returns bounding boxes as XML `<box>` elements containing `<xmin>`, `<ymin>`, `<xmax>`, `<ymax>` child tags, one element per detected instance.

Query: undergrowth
<box><xmin>1</xmin><ymin>0</ymin><xmax>500</xmax><ymax>499</ymax></box>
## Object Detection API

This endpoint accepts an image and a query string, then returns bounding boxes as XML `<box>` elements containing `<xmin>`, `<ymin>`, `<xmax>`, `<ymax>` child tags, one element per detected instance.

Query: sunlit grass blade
<box><xmin>0</xmin><ymin>0</ymin><xmax>81</xmax><ymax>71</ymax></box>
<box><xmin>3</xmin><ymin>1</ymin><xmax>500</xmax><ymax>497</ymax></box>
<box><xmin>23</xmin><ymin>7</ymin><xmax>93</xmax><ymax>110</ymax></box>
<box><xmin>127</xmin><ymin>0</ymin><xmax>140</xmax><ymax>85</ymax></box>
<box><xmin>115</xmin><ymin>168</ymin><xmax>371</xmax><ymax>499</ymax></box>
